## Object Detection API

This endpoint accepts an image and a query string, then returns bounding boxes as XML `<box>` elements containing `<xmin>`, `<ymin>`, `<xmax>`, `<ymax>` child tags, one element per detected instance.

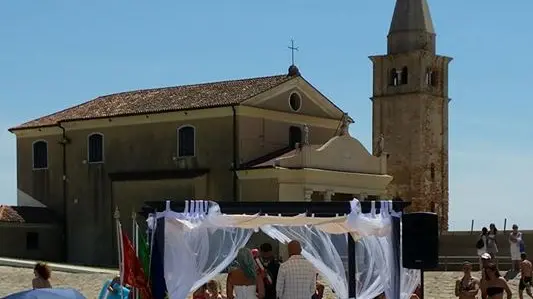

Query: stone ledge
<box><xmin>0</xmin><ymin>257</ymin><xmax>118</xmax><ymax>274</ymax></box>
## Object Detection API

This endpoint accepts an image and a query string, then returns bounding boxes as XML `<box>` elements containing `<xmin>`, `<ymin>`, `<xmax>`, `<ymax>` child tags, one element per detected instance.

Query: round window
<box><xmin>289</xmin><ymin>92</ymin><xmax>301</xmax><ymax>111</ymax></box>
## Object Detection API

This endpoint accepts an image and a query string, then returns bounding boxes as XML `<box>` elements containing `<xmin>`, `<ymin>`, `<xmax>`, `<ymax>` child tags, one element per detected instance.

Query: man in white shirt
<box><xmin>275</xmin><ymin>240</ymin><xmax>316</xmax><ymax>299</ymax></box>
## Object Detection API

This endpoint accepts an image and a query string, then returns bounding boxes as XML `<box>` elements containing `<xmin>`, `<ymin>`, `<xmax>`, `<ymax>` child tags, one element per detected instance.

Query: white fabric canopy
<box><xmin>148</xmin><ymin>199</ymin><xmax>413</xmax><ymax>299</ymax></box>
<box><xmin>154</xmin><ymin>204</ymin><xmax>378</xmax><ymax>236</ymax></box>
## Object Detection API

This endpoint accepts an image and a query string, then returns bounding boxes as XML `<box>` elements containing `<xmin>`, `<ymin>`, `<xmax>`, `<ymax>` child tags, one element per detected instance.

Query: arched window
<box><xmin>426</xmin><ymin>69</ymin><xmax>439</xmax><ymax>87</ymax></box>
<box><xmin>88</xmin><ymin>133</ymin><xmax>104</xmax><ymax>163</ymax></box>
<box><xmin>389</xmin><ymin>68</ymin><xmax>398</xmax><ymax>86</ymax></box>
<box><xmin>401</xmin><ymin>67</ymin><xmax>408</xmax><ymax>85</ymax></box>
<box><xmin>178</xmin><ymin>125</ymin><xmax>196</xmax><ymax>157</ymax></box>
<box><xmin>431</xmin><ymin>71</ymin><xmax>439</xmax><ymax>87</ymax></box>
<box><xmin>430</xmin><ymin>163</ymin><xmax>435</xmax><ymax>181</ymax></box>
<box><xmin>289</xmin><ymin>126</ymin><xmax>302</xmax><ymax>148</ymax></box>
<box><xmin>32</xmin><ymin>140</ymin><xmax>48</xmax><ymax>169</ymax></box>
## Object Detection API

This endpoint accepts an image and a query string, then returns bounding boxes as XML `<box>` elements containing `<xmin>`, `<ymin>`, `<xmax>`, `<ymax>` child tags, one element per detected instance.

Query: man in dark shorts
<box><xmin>519</xmin><ymin>252</ymin><xmax>533</xmax><ymax>299</ymax></box>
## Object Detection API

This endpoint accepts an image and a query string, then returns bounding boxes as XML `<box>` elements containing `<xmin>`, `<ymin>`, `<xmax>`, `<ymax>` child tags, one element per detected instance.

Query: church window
<box><xmin>289</xmin><ymin>126</ymin><xmax>302</xmax><ymax>148</ymax></box>
<box><xmin>289</xmin><ymin>92</ymin><xmax>301</xmax><ymax>111</ymax></box>
<box><xmin>87</xmin><ymin>133</ymin><xmax>104</xmax><ymax>163</ymax></box>
<box><xmin>389</xmin><ymin>68</ymin><xmax>398</xmax><ymax>86</ymax></box>
<box><xmin>32</xmin><ymin>140</ymin><xmax>48</xmax><ymax>170</ymax></box>
<box><xmin>178</xmin><ymin>125</ymin><xmax>196</xmax><ymax>157</ymax></box>
<box><xmin>401</xmin><ymin>67</ymin><xmax>408</xmax><ymax>84</ymax></box>
<box><xmin>430</xmin><ymin>163</ymin><xmax>435</xmax><ymax>181</ymax></box>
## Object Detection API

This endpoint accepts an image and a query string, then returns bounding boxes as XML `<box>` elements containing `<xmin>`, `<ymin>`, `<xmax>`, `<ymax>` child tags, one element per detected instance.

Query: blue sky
<box><xmin>0</xmin><ymin>1</ymin><xmax>531</xmax><ymax>231</ymax></box>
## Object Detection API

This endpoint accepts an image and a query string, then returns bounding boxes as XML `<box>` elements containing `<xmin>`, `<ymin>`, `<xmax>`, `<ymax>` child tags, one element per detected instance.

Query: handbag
<box><xmin>476</xmin><ymin>238</ymin><xmax>484</xmax><ymax>249</ymax></box>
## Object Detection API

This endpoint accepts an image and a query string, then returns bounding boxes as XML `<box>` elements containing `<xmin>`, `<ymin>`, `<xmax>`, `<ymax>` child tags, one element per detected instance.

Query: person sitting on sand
<box><xmin>455</xmin><ymin>262</ymin><xmax>479</xmax><ymax>299</ymax></box>
<box><xmin>32</xmin><ymin>262</ymin><xmax>52</xmax><ymax>289</ymax></box>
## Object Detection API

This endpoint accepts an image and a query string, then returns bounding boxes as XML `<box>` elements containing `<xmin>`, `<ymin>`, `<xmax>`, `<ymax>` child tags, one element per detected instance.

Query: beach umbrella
<box><xmin>2</xmin><ymin>288</ymin><xmax>86</xmax><ymax>299</ymax></box>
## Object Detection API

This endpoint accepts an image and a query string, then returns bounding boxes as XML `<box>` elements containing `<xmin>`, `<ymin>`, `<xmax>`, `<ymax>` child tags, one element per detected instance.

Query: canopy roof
<box><xmin>147</xmin><ymin>199</ymin><xmax>408</xmax><ymax>240</ymax></box>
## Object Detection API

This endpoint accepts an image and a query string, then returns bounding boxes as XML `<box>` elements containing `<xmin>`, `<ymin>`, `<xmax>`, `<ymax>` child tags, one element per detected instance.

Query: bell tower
<box><xmin>370</xmin><ymin>0</ymin><xmax>452</xmax><ymax>230</ymax></box>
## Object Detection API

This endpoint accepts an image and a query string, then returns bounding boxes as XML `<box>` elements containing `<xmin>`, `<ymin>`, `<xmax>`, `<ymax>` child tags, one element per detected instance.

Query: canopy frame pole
<box><xmin>348</xmin><ymin>233</ymin><xmax>357</xmax><ymax>298</ymax></box>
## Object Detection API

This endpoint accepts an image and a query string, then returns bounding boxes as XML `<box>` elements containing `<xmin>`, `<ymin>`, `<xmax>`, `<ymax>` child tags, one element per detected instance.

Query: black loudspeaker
<box><xmin>402</xmin><ymin>212</ymin><xmax>439</xmax><ymax>269</ymax></box>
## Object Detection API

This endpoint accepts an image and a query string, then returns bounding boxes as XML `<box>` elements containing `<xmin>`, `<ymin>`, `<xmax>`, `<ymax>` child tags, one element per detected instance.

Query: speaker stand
<box><xmin>420</xmin><ymin>269</ymin><xmax>425</xmax><ymax>299</ymax></box>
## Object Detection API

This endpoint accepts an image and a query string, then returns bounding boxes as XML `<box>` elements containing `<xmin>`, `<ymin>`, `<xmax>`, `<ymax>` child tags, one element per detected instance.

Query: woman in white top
<box><xmin>226</xmin><ymin>248</ymin><xmax>265</xmax><ymax>299</ymax></box>
<box><xmin>477</xmin><ymin>227</ymin><xmax>489</xmax><ymax>271</ymax></box>
<box><xmin>477</xmin><ymin>227</ymin><xmax>489</xmax><ymax>256</ymax></box>
<box><xmin>509</xmin><ymin>224</ymin><xmax>523</xmax><ymax>271</ymax></box>
<box><xmin>487</xmin><ymin>224</ymin><xmax>498</xmax><ymax>260</ymax></box>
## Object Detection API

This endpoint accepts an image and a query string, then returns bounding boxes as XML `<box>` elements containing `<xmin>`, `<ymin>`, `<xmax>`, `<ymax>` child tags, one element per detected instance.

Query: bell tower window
<box><xmin>400</xmin><ymin>67</ymin><xmax>408</xmax><ymax>85</ymax></box>
<box><xmin>426</xmin><ymin>69</ymin><xmax>439</xmax><ymax>87</ymax></box>
<box><xmin>389</xmin><ymin>68</ymin><xmax>399</xmax><ymax>86</ymax></box>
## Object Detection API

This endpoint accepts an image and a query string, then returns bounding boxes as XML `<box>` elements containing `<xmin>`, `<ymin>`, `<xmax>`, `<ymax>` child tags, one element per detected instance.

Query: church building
<box><xmin>5</xmin><ymin>0</ymin><xmax>450</xmax><ymax>266</ymax></box>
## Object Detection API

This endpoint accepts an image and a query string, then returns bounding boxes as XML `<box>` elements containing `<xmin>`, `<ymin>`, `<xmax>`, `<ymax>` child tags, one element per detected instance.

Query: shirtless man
<box><xmin>519</xmin><ymin>252</ymin><xmax>533</xmax><ymax>299</ymax></box>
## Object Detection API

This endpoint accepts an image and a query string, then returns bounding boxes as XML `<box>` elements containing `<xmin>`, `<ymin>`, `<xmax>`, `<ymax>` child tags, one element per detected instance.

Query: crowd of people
<box><xmin>455</xmin><ymin>223</ymin><xmax>531</xmax><ymax>299</ymax></box>
<box><xmin>25</xmin><ymin>240</ymin><xmax>419</xmax><ymax>299</ymax></box>
<box><xmin>192</xmin><ymin>240</ymin><xmax>323</xmax><ymax>299</ymax></box>
<box><xmin>23</xmin><ymin>225</ymin><xmax>533</xmax><ymax>299</ymax></box>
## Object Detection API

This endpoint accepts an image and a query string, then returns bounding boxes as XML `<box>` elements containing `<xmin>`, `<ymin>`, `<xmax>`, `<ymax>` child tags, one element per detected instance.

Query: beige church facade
<box><xmin>6</xmin><ymin>0</ymin><xmax>450</xmax><ymax>266</ymax></box>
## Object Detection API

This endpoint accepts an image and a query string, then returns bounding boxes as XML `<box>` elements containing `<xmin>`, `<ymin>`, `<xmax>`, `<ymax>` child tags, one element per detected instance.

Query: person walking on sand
<box><xmin>480</xmin><ymin>253</ymin><xmax>493</xmax><ymax>299</ymax></box>
<box><xmin>519</xmin><ymin>252</ymin><xmax>533</xmax><ymax>299</ymax></box>
<box><xmin>510</xmin><ymin>224</ymin><xmax>524</xmax><ymax>272</ymax></box>
<box><xmin>32</xmin><ymin>262</ymin><xmax>52</xmax><ymax>289</ymax></box>
<box><xmin>487</xmin><ymin>224</ymin><xmax>499</xmax><ymax>261</ymax></box>
<box><xmin>455</xmin><ymin>262</ymin><xmax>480</xmax><ymax>299</ymax></box>
<box><xmin>482</xmin><ymin>263</ymin><xmax>512</xmax><ymax>299</ymax></box>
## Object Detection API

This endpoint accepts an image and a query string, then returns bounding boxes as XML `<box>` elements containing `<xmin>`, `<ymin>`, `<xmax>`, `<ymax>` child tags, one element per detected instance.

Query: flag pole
<box><xmin>148</xmin><ymin>210</ymin><xmax>157</xmax><ymax>281</ymax></box>
<box><xmin>131</xmin><ymin>210</ymin><xmax>137</xmax><ymax>299</ymax></box>
<box><xmin>114</xmin><ymin>206</ymin><xmax>124</xmax><ymax>298</ymax></box>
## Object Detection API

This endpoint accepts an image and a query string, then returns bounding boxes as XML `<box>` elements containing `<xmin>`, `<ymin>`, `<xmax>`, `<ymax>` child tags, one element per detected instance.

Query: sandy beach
<box><xmin>0</xmin><ymin>266</ymin><xmax>522</xmax><ymax>298</ymax></box>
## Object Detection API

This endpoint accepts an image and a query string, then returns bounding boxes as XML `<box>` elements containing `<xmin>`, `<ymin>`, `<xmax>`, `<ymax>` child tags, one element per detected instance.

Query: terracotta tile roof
<box><xmin>11</xmin><ymin>74</ymin><xmax>294</xmax><ymax>130</ymax></box>
<box><xmin>0</xmin><ymin>205</ymin><xmax>25</xmax><ymax>223</ymax></box>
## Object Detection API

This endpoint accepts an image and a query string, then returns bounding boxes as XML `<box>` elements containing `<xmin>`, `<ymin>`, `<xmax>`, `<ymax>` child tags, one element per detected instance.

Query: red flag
<box><xmin>121</xmin><ymin>228</ymin><xmax>153</xmax><ymax>299</ymax></box>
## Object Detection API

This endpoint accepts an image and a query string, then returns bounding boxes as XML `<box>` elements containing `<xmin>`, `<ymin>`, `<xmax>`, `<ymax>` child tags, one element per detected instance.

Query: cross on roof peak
<box><xmin>288</xmin><ymin>39</ymin><xmax>299</xmax><ymax>66</ymax></box>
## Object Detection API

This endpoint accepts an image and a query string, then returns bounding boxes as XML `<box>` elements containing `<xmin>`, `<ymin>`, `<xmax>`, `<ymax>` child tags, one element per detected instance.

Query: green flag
<box><xmin>136</xmin><ymin>224</ymin><xmax>151</xmax><ymax>279</ymax></box>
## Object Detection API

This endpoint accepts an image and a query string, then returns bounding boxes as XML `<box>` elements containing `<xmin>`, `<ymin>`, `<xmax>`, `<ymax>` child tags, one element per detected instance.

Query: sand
<box><xmin>0</xmin><ymin>266</ymin><xmax>523</xmax><ymax>298</ymax></box>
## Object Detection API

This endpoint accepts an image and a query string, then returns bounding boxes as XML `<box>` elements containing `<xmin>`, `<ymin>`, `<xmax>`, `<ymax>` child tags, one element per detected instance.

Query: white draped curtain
<box><xmin>151</xmin><ymin>199</ymin><xmax>417</xmax><ymax>299</ymax></box>
<box><xmin>155</xmin><ymin>201</ymin><xmax>253</xmax><ymax>299</ymax></box>
<box><xmin>261</xmin><ymin>223</ymin><xmax>349</xmax><ymax>297</ymax></box>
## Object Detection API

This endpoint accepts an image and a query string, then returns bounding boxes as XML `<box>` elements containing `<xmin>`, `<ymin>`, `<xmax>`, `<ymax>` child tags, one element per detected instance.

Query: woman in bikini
<box><xmin>482</xmin><ymin>263</ymin><xmax>512</xmax><ymax>299</ymax></box>
<box><xmin>455</xmin><ymin>262</ymin><xmax>480</xmax><ymax>299</ymax></box>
